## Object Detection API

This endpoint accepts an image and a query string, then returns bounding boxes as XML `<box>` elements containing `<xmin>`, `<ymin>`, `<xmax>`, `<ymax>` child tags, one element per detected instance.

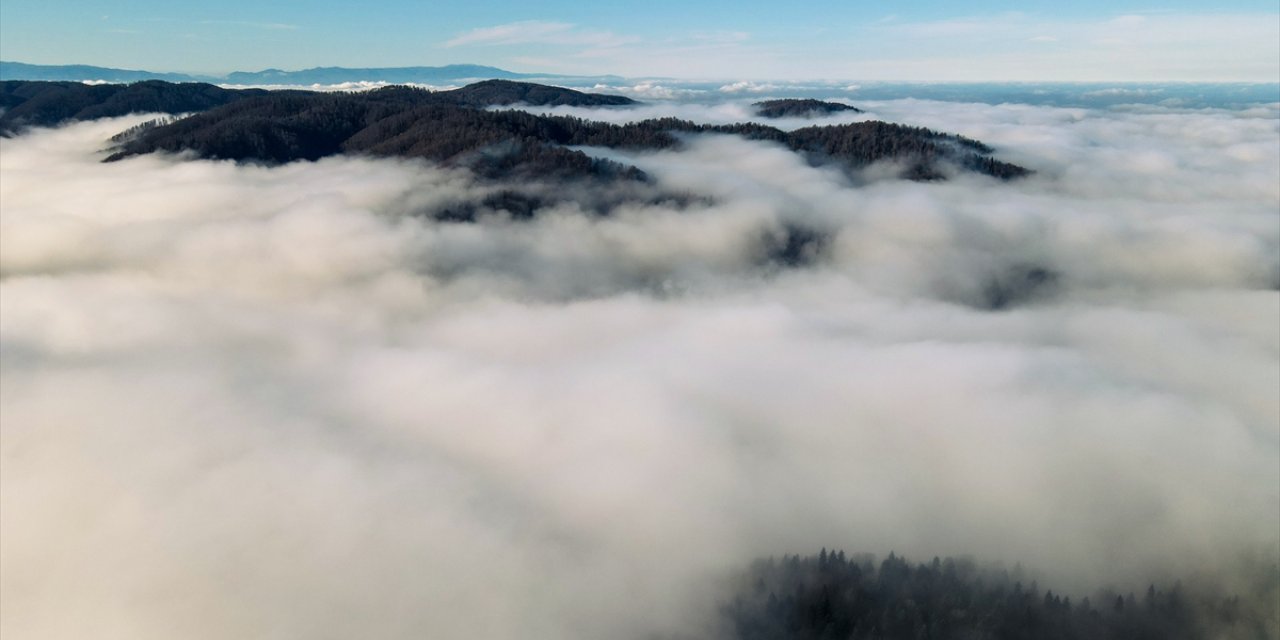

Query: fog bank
<box><xmin>1</xmin><ymin>101</ymin><xmax>1277</xmax><ymax>639</ymax></box>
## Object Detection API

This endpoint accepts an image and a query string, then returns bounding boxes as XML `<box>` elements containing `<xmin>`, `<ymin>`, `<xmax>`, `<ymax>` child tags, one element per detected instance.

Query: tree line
<box><xmin>103</xmin><ymin>86</ymin><xmax>1029</xmax><ymax>182</ymax></box>
<box><xmin>720</xmin><ymin>550</ymin><xmax>1276</xmax><ymax>640</ymax></box>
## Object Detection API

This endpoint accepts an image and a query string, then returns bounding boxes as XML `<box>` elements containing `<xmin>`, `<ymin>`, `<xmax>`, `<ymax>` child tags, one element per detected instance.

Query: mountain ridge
<box><xmin>1</xmin><ymin>79</ymin><xmax>1029</xmax><ymax>193</ymax></box>
<box><xmin>0</xmin><ymin>79</ymin><xmax>635</xmax><ymax>135</ymax></box>
<box><xmin>0</xmin><ymin>60</ymin><xmax>624</xmax><ymax>86</ymax></box>
<box><xmin>97</xmin><ymin>83</ymin><xmax>1029</xmax><ymax>183</ymax></box>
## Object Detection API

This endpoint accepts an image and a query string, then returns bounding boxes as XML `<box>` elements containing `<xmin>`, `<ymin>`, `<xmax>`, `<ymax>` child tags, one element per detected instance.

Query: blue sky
<box><xmin>1</xmin><ymin>1</ymin><xmax>1277</xmax><ymax>80</ymax></box>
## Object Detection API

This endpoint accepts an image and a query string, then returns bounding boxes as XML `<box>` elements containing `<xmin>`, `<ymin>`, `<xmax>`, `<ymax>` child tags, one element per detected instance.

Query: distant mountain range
<box><xmin>0</xmin><ymin>62</ymin><xmax>201</xmax><ymax>83</ymax></box>
<box><xmin>0</xmin><ymin>61</ymin><xmax>623</xmax><ymax>86</ymax></box>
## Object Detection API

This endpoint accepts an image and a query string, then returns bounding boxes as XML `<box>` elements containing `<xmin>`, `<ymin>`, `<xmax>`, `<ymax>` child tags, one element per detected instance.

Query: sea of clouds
<box><xmin>1</xmin><ymin>94</ymin><xmax>1277</xmax><ymax>639</ymax></box>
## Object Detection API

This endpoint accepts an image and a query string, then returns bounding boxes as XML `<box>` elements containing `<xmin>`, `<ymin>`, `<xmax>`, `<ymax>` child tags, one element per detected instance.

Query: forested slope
<box><xmin>104</xmin><ymin>85</ymin><xmax>1028</xmax><ymax>181</ymax></box>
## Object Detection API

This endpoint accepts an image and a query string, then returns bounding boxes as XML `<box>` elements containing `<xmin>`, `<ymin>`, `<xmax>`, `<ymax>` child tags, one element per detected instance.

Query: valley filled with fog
<box><xmin>1</xmin><ymin>87</ymin><xmax>1277</xmax><ymax>639</ymax></box>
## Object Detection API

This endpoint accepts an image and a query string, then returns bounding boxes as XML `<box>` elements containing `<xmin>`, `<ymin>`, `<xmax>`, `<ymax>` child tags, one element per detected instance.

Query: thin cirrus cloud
<box><xmin>438</xmin><ymin>12</ymin><xmax>1277</xmax><ymax>81</ymax></box>
<box><xmin>804</xmin><ymin>11</ymin><xmax>1279</xmax><ymax>81</ymax></box>
<box><xmin>198</xmin><ymin>20</ymin><xmax>300</xmax><ymax>30</ymax></box>
<box><xmin>441</xmin><ymin>20</ymin><xmax>637</xmax><ymax>49</ymax></box>
<box><xmin>441</xmin><ymin>23</ymin><xmax>775</xmax><ymax>78</ymax></box>
<box><xmin>876</xmin><ymin>11</ymin><xmax>1279</xmax><ymax>60</ymax></box>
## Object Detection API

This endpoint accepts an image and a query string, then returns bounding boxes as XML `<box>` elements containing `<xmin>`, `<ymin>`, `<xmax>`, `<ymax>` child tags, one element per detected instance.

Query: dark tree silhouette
<box><xmin>0</xmin><ymin>79</ymin><xmax>632</xmax><ymax>135</ymax></box>
<box><xmin>720</xmin><ymin>550</ymin><xmax>1277</xmax><ymax>640</ymax></box>
<box><xmin>0</xmin><ymin>80</ymin><xmax>268</xmax><ymax>134</ymax></box>
<box><xmin>753</xmin><ymin>98</ymin><xmax>863</xmax><ymax>118</ymax></box>
<box><xmin>99</xmin><ymin>84</ymin><xmax>1029</xmax><ymax>182</ymax></box>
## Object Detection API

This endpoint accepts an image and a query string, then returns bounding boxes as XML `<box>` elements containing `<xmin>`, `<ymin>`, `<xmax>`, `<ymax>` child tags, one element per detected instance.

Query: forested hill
<box><xmin>0</xmin><ymin>79</ymin><xmax>634</xmax><ymax>135</ymax></box>
<box><xmin>754</xmin><ymin>98</ymin><xmax>864</xmax><ymax>118</ymax></box>
<box><xmin>1</xmin><ymin>79</ymin><xmax>1027</xmax><ymax>182</ymax></box>
<box><xmin>0</xmin><ymin>80</ymin><xmax>270</xmax><ymax>134</ymax></box>
<box><xmin>400</xmin><ymin>79</ymin><xmax>636</xmax><ymax>107</ymax></box>
<box><xmin>103</xmin><ymin>85</ymin><xmax>1028</xmax><ymax>182</ymax></box>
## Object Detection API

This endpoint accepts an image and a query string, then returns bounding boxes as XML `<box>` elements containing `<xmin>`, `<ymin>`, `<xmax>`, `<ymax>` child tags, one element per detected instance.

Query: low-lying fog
<box><xmin>2</xmin><ymin>94</ymin><xmax>1277</xmax><ymax>639</ymax></box>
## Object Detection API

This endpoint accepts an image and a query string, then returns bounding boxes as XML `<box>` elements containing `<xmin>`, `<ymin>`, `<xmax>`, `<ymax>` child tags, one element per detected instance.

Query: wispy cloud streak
<box><xmin>442</xmin><ymin>20</ymin><xmax>635</xmax><ymax>48</ymax></box>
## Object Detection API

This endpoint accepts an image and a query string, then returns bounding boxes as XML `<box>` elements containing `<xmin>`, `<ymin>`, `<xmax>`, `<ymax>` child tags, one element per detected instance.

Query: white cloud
<box><xmin>1</xmin><ymin>99</ymin><xmax>1277</xmax><ymax>638</ymax></box>
<box><xmin>588</xmin><ymin>81</ymin><xmax>707</xmax><ymax>101</ymax></box>
<box><xmin>717</xmin><ymin>80</ymin><xmax>783</xmax><ymax>93</ymax></box>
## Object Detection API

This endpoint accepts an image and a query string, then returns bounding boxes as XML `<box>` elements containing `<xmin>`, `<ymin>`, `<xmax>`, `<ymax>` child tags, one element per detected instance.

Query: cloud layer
<box><xmin>1</xmin><ymin>99</ymin><xmax>1277</xmax><ymax>639</ymax></box>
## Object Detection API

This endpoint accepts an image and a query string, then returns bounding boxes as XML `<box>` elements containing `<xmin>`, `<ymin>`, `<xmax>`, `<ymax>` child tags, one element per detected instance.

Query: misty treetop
<box><xmin>2</xmin><ymin>79</ymin><xmax>1029</xmax><ymax>183</ymax></box>
<box><xmin>440</xmin><ymin>79</ymin><xmax>636</xmax><ymax>107</ymax></box>
<box><xmin>721</xmin><ymin>550</ymin><xmax>1276</xmax><ymax>640</ymax></box>
<box><xmin>0</xmin><ymin>79</ymin><xmax>631</xmax><ymax>136</ymax></box>
<box><xmin>89</xmin><ymin>82</ymin><xmax>1027</xmax><ymax>182</ymax></box>
<box><xmin>753</xmin><ymin>98</ymin><xmax>864</xmax><ymax>118</ymax></box>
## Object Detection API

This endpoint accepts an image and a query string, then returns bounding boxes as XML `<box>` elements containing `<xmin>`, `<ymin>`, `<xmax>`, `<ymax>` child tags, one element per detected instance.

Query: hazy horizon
<box><xmin>2</xmin><ymin>1</ymin><xmax>1278</xmax><ymax>81</ymax></box>
<box><xmin>4</xmin><ymin>60</ymin><xmax>1280</xmax><ymax>85</ymax></box>
<box><xmin>12</xmin><ymin>58</ymin><xmax>1280</xmax><ymax>84</ymax></box>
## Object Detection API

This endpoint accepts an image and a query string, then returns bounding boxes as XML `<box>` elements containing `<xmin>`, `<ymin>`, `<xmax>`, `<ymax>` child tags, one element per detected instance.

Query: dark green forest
<box><xmin>3</xmin><ymin>79</ymin><xmax>1029</xmax><ymax>183</ymax></box>
<box><xmin>0</xmin><ymin>79</ymin><xmax>632</xmax><ymax>135</ymax></box>
<box><xmin>99</xmin><ymin>85</ymin><xmax>1028</xmax><ymax>181</ymax></box>
<box><xmin>720</xmin><ymin>550</ymin><xmax>1278</xmax><ymax>640</ymax></box>
<box><xmin>753</xmin><ymin>98</ymin><xmax>864</xmax><ymax>118</ymax></box>
<box><xmin>0</xmin><ymin>80</ymin><xmax>269</xmax><ymax>133</ymax></box>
